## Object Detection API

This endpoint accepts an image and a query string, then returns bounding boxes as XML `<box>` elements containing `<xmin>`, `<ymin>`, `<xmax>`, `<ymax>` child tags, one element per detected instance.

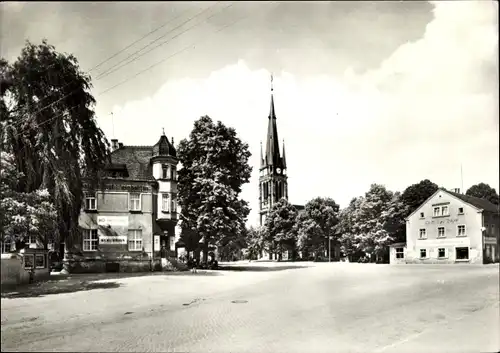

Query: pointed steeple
<box><xmin>265</xmin><ymin>74</ymin><xmax>281</xmax><ymax>168</ymax></box>
<box><xmin>269</xmin><ymin>74</ymin><xmax>276</xmax><ymax>119</ymax></box>
<box><xmin>282</xmin><ymin>139</ymin><xmax>287</xmax><ymax>169</ymax></box>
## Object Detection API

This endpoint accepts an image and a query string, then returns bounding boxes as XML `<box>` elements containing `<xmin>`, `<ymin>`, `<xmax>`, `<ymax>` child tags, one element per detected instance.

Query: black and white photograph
<box><xmin>1</xmin><ymin>1</ymin><xmax>499</xmax><ymax>352</ymax></box>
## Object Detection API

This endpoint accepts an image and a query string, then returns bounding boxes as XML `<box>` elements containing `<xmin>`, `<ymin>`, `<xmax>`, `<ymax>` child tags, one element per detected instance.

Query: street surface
<box><xmin>1</xmin><ymin>262</ymin><xmax>499</xmax><ymax>353</ymax></box>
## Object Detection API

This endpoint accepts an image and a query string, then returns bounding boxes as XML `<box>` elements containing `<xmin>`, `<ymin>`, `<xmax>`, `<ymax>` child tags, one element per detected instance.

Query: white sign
<box><xmin>416</xmin><ymin>238</ymin><xmax>470</xmax><ymax>247</ymax></box>
<box><xmin>97</xmin><ymin>216</ymin><xmax>128</xmax><ymax>227</ymax></box>
<box><xmin>154</xmin><ymin>235</ymin><xmax>160</xmax><ymax>251</ymax></box>
<box><xmin>99</xmin><ymin>236</ymin><xmax>127</xmax><ymax>245</ymax></box>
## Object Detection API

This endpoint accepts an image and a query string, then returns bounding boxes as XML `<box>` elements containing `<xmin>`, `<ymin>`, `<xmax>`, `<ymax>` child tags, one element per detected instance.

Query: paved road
<box><xmin>1</xmin><ymin>263</ymin><xmax>499</xmax><ymax>352</ymax></box>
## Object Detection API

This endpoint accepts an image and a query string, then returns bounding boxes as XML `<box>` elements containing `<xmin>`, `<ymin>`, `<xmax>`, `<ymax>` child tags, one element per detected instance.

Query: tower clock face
<box><xmin>276</xmin><ymin>168</ymin><xmax>281</xmax><ymax>174</ymax></box>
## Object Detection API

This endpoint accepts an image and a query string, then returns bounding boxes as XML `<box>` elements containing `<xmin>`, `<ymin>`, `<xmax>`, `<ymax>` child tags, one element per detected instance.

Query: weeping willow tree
<box><xmin>0</xmin><ymin>40</ymin><xmax>110</xmax><ymax>253</ymax></box>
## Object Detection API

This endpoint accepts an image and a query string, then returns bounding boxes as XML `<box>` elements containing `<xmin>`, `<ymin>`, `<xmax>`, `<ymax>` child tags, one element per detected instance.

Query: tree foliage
<box><xmin>466</xmin><ymin>183</ymin><xmax>499</xmax><ymax>205</ymax></box>
<box><xmin>338</xmin><ymin>184</ymin><xmax>403</xmax><ymax>260</ymax></box>
<box><xmin>0</xmin><ymin>152</ymin><xmax>57</xmax><ymax>248</ymax></box>
<box><xmin>245</xmin><ymin>225</ymin><xmax>267</xmax><ymax>260</ymax></box>
<box><xmin>1</xmin><ymin>40</ymin><xmax>110</xmax><ymax>249</ymax></box>
<box><xmin>177</xmin><ymin>115</ymin><xmax>252</xmax><ymax>262</ymax></box>
<box><xmin>400</xmin><ymin>179</ymin><xmax>439</xmax><ymax>216</ymax></box>
<box><xmin>265</xmin><ymin>198</ymin><xmax>298</xmax><ymax>260</ymax></box>
<box><xmin>295</xmin><ymin>197</ymin><xmax>339</xmax><ymax>258</ymax></box>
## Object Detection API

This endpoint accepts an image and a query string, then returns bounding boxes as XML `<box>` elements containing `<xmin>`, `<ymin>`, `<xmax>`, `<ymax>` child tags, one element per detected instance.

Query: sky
<box><xmin>1</xmin><ymin>1</ymin><xmax>499</xmax><ymax>226</ymax></box>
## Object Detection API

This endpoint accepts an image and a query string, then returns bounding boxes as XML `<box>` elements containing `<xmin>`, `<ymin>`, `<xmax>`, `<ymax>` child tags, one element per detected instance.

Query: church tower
<box><xmin>259</xmin><ymin>75</ymin><xmax>288</xmax><ymax>226</ymax></box>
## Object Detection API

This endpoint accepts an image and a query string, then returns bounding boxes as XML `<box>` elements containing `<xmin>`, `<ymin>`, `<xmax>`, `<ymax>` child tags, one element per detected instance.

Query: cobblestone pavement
<box><xmin>1</xmin><ymin>263</ymin><xmax>499</xmax><ymax>353</ymax></box>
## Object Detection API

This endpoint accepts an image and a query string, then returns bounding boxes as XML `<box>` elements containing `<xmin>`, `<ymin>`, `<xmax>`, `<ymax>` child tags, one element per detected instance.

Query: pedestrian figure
<box><xmin>191</xmin><ymin>258</ymin><xmax>198</xmax><ymax>274</ymax></box>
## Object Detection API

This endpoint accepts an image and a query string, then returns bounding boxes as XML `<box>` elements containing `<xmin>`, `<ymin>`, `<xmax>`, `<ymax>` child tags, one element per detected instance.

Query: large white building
<box><xmin>390</xmin><ymin>188</ymin><xmax>499</xmax><ymax>264</ymax></box>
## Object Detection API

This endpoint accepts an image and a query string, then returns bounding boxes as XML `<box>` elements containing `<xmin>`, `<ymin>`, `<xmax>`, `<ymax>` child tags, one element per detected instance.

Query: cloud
<box><xmin>99</xmin><ymin>1</ymin><xmax>499</xmax><ymax>226</ymax></box>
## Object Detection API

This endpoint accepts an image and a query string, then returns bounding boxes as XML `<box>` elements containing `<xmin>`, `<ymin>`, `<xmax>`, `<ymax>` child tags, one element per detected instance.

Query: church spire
<box><xmin>265</xmin><ymin>74</ymin><xmax>281</xmax><ymax>168</ymax></box>
<box><xmin>282</xmin><ymin>139</ymin><xmax>287</xmax><ymax>169</ymax></box>
<box><xmin>269</xmin><ymin>74</ymin><xmax>276</xmax><ymax>119</ymax></box>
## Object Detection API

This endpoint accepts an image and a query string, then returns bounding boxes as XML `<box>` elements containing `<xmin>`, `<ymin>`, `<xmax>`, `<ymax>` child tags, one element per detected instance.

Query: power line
<box><xmin>19</xmin><ymin>5</ymin><xmax>195</xmax><ymax>109</ymax></box>
<box><xmin>99</xmin><ymin>7</ymin><xmax>254</xmax><ymax>96</ymax></box>
<box><xmin>94</xmin><ymin>3</ymin><xmax>224</xmax><ymax>80</ymax></box>
<box><xmin>89</xmin><ymin>6</ymin><xmax>195</xmax><ymax>73</ymax></box>
<box><xmin>8</xmin><ymin>3</ymin><xmax>277</xmax><ymax>139</ymax></box>
<box><xmin>6</xmin><ymin>3</ymin><xmax>222</xmax><ymax>128</ymax></box>
<box><xmin>9</xmin><ymin>4</ymin><xmax>208</xmax><ymax>117</ymax></box>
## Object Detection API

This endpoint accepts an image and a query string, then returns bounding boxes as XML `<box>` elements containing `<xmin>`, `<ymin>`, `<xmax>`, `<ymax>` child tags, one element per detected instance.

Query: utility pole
<box><xmin>329</xmin><ymin>236</ymin><xmax>331</xmax><ymax>262</ymax></box>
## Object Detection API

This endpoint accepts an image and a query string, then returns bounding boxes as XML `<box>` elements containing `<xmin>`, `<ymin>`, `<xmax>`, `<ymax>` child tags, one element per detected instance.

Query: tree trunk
<box><xmin>202</xmin><ymin>240</ymin><xmax>209</xmax><ymax>263</ymax></box>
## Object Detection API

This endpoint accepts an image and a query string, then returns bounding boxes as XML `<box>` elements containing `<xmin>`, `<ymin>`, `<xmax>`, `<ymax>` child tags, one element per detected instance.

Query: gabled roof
<box><xmin>446</xmin><ymin>190</ymin><xmax>499</xmax><ymax>213</ymax></box>
<box><xmin>109</xmin><ymin>146</ymin><xmax>154</xmax><ymax>181</ymax></box>
<box><xmin>406</xmin><ymin>188</ymin><xmax>499</xmax><ymax>220</ymax></box>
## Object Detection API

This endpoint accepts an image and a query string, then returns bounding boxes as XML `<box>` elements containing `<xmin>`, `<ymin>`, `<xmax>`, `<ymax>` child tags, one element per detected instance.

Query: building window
<box><xmin>162</xmin><ymin>193</ymin><xmax>170</xmax><ymax>212</ymax></box>
<box><xmin>441</xmin><ymin>206</ymin><xmax>449</xmax><ymax>216</ymax></box>
<box><xmin>438</xmin><ymin>227</ymin><xmax>445</xmax><ymax>238</ymax></box>
<box><xmin>24</xmin><ymin>254</ymin><xmax>34</xmax><ymax>269</ymax></box>
<box><xmin>35</xmin><ymin>254</ymin><xmax>46</xmax><ymax>269</ymax></box>
<box><xmin>420</xmin><ymin>212</ymin><xmax>425</xmax><ymax>218</ymax></box>
<box><xmin>492</xmin><ymin>224</ymin><xmax>495</xmax><ymax>234</ymax></box>
<box><xmin>1</xmin><ymin>239</ymin><xmax>13</xmax><ymax>253</ymax></box>
<box><xmin>82</xmin><ymin>229</ymin><xmax>98</xmax><ymax>251</ymax></box>
<box><xmin>129</xmin><ymin>193</ymin><xmax>141</xmax><ymax>211</ymax></box>
<box><xmin>169</xmin><ymin>236</ymin><xmax>175</xmax><ymax>250</ymax></box>
<box><xmin>457</xmin><ymin>225</ymin><xmax>466</xmax><ymax>237</ymax></box>
<box><xmin>128</xmin><ymin>229</ymin><xmax>143</xmax><ymax>251</ymax></box>
<box><xmin>84</xmin><ymin>192</ymin><xmax>97</xmax><ymax>210</ymax></box>
<box><xmin>438</xmin><ymin>248</ymin><xmax>446</xmax><ymax>258</ymax></box>
<box><xmin>419</xmin><ymin>228</ymin><xmax>427</xmax><ymax>239</ymax></box>
<box><xmin>420</xmin><ymin>249</ymin><xmax>427</xmax><ymax>258</ymax></box>
<box><xmin>170</xmin><ymin>167</ymin><xmax>175</xmax><ymax>181</ymax></box>
<box><xmin>162</xmin><ymin>164</ymin><xmax>169</xmax><ymax>179</ymax></box>
<box><xmin>433</xmin><ymin>207</ymin><xmax>440</xmax><ymax>217</ymax></box>
<box><xmin>456</xmin><ymin>247</ymin><xmax>469</xmax><ymax>260</ymax></box>
<box><xmin>395</xmin><ymin>248</ymin><xmax>404</xmax><ymax>259</ymax></box>
<box><xmin>171</xmin><ymin>195</ymin><xmax>177</xmax><ymax>213</ymax></box>
<box><xmin>458</xmin><ymin>207</ymin><xmax>464</xmax><ymax>214</ymax></box>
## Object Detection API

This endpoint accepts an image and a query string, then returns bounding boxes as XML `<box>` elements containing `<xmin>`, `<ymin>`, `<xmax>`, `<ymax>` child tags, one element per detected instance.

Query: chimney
<box><xmin>111</xmin><ymin>139</ymin><xmax>118</xmax><ymax>151</ymax></box>
<box><xmin>118</xmin><ymin>142</ymin><xmax>124</xmax><ymax>149</ymax></box>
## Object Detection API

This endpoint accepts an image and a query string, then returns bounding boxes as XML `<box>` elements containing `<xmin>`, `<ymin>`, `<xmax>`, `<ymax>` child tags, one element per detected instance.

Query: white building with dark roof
<box><xmin>395</xmin><ymin>188</ymin><xmax>499</xmax><ymax>265</ymax></box>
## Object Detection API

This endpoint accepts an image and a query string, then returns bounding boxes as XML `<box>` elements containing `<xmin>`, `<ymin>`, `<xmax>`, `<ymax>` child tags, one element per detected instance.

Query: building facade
<box><xmin>67</xmin><ymin>132</ymin><xmax>180</xmax><ymax>273</ymax></box>
<box><xmin>403</xmin><ymin>188</ymin><xmax>499</xmax><ymax>264</ymax></box>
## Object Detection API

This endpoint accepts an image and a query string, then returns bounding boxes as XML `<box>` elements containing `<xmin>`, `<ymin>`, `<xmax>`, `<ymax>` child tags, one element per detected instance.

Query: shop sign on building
<box><xmin>99</xmin><ymin>236</ymin><xmax>127</xmax><ymax>245</ymax></box>
<box><xmin>97</xmin><ymin>216</ymin><xmax>129</xmax><ymax>227</ymax></box>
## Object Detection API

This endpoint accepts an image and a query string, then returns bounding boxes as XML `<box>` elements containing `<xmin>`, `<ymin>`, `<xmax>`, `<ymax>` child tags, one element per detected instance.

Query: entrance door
<box><xmin>456</xmin><ymin>247</ymin><xmax>469</xmax><ymax>261</ymax></box>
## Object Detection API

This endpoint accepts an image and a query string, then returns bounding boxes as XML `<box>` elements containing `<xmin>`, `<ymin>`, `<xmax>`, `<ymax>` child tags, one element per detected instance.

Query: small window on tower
<box><xmin>162</xmin><ymin>165</ymin><xmax>168</xmax><ymax>179</ymax></box>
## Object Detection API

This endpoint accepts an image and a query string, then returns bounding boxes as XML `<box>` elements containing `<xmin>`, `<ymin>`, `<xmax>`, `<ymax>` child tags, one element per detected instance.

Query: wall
<box><xmin>483</xmin><ymin>211</ymin><xmax>500</xmax><ymax>263</ymax></box>
<box><xmin>406</xmin><ymin>190</ymin><xmax>483</xmax><ymax>264</ymax></box>
<box><xmin>389</xmin><ymin>246</ymin><xmax>406</xmax><ymax>265</ymax></box>
<box><xmin>70</xmin><ymin>188</ymin><xmax>156</xmax><ymax>273</ymax></box>
<box><xmin>1</xmin><ymin>251</ymin><xmax>50</xmax><ymax>286</ymax></box>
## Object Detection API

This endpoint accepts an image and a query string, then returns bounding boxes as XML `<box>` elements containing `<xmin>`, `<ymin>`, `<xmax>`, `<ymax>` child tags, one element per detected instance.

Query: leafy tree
<box><xmin>265</xmin><ymin>198</ymin><xmax>298</xmax><ymax>261</ymax></box>
<box><xmin>295</xmin><ymin>197</ymin><xmax>339</xmax><ymax>260</ymax></box>
<box><xmin>400</xmin><ymin>179</ymin><xmax>439</xmax><ymax>215</ymax></box>
<box><xmin>177</xmin><ymin>116</ymin><xmax>252</xmax><ymax>263</ymax></box>
<box><xmin>1</xmin><ymin>40</ymin><xmax>110</xmax><ymax>255</ymax></box>
<box><xmin>0</xmin><ymin>152</ymin><xmax>57</xmax><ymax>249</ymax></box>
<box><xmin>245</xmin><ymin>225</ymin><xmax>267</xmax><ymax>260</ymax></box>
<box><xmin>466</xmin><ymin>183</ymin><xmax>499</xmax><ymax>205</ymax></box>
<box><xmin>337</xmin><ymin>196</ymin><xmax>365</xmax><ymax>260</ymax></box>
<box><xmin>338</xmin><ymin>185</ymin><xmax>401</xmax><ymax>262</ymax></box>
<box><xmin>178</xmin><ymin>225</ymin><xmax>201</xmax><ymax>257</ymax></box>
<box><xmin>355</xmin><ymin>184</ymin><xmax>399</xmax><ymax>260</ymax></box>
